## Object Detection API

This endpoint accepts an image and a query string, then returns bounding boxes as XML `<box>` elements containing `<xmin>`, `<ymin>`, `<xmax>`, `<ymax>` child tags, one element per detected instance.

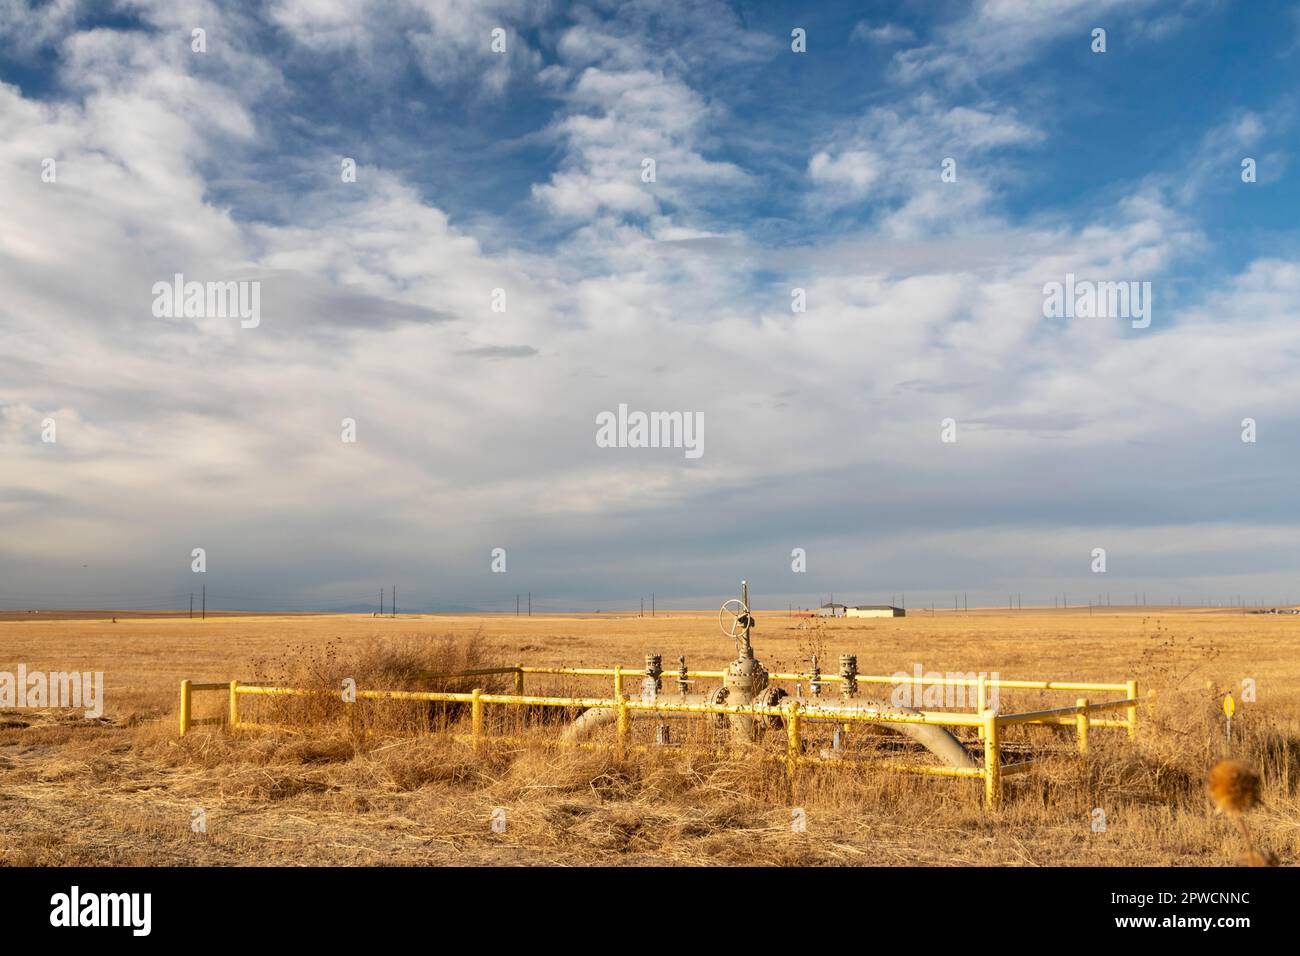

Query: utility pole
<box><xmin>652</xmin><ymin>593</ymin><xmax>655</xmax><ymax>617</ymax></box>
<box><xmin>391</xmin><ymin>585</ymin><xmax>396</xmax><ymax>618</ymax></box>
<box><xmin>528</xmin><ymin>591</ymin><xmax>531</xmax><ymax>616</ymax></box>
<box><xmin>516</xmin><ymin>594</ymin><xmax>520</xmax><ymax>616</ymax></box>
<box><xmin>641</xmin><ymin>597</ymin><xmax>644</xmax><ymax>617</ymax></box>
<box><xmin>379</xmin><ymin>588</ymin><xmax>383</xmax><ymax>616</ymax></box>
<box><xmin>964</xmin><ymin>592</ymin><xmax>968</xmax><ymax>613</ymax></box>
<box><xmin>202</xmin><ymin>584</ymin><xmax>206</xmax><ymax>620</ymax></box>
<box><xmin>190</xmin><ymin>592</ymin><xmax>193</xmax><ymax>620</ymax></box>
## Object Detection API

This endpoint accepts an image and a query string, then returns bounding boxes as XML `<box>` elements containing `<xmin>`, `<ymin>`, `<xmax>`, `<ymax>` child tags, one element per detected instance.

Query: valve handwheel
<box><xmin>719</xmin><ymin>598</ymin><xmax>751</xmax><ymax>639</ymax></box>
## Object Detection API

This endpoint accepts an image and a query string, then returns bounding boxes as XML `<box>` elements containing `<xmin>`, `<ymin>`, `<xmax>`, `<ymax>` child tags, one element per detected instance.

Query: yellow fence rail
<box><xmin>178</xmin><ymin>666</ymin><xmax>1144</xmax><ymax>808</ymax></box>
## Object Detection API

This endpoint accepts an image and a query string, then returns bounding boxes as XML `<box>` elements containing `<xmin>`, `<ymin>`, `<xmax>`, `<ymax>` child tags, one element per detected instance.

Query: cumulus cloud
<box><xmin>1</xmin><ymin>1</ymin><xmax>1298</xmax><ymax>610</ymax></box>
<box><xmin>269</xmin><ymin>0</ymin><xmax>546</xmax><ymax>97</ymax></box>
<box><xmin>532</xmin><ymin>57</ymin><xmax>751</xmax><ymax>221</ymax></box>
<box><xmin>804</xmin><ymin>94</ymin><xmax>1042</xmax><ymax>227</ymax></box>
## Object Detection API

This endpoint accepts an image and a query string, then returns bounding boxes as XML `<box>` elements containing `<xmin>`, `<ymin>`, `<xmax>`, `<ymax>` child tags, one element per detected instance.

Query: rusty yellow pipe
<box><xmin>228</xmin><ymin>680</ymin><xmax>239</xmax><ymax>730</ymax></box>
<box><xmin>518</xmin><ymin>666</ymin><xmax>1132</xmax><ymax>694</ymax></box>
<box><xmin>230</xmin><ymin>683</ymin><xmax>990</xmax><ymax>727</ymax></box>
<box><xmin>1076</xmin><ymin>698</ymin><xmax>1089</xmax><ymax>754</ymax></box>
<box><xmin>471</xmin><ymin>688</ymin><xmax>483</xmax><ymax>751</ymax></box>
<box><xmin>228</xmin><ymin>683</ymin><xmax>982</xmax><ymax>728</ymax></box>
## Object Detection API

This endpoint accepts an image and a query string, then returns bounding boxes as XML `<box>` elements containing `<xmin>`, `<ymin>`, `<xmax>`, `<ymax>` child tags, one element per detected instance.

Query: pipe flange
<box><xmin>751</xmin><ymin>685</ymin><xmax>789</xmax><ymax>729</ymax></box>
<box><xmin>705</xmin><ymin>685</ymin><xmax>730</xmax><ymax>728</ymax></box>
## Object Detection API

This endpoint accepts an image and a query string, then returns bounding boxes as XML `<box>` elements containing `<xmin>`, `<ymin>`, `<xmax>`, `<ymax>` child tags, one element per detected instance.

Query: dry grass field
<box><xmin>1</xmin><ymin>607</ymin><xmax>1297</xmax><ymax>866</ymax></box>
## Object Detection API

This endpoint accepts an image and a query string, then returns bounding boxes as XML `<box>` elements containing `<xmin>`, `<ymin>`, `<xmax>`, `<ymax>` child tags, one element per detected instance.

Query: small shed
<box><xmin>846</xmin><ymin>605</ymin><xmax>905</xmax><ymax>618</ymax></box>
<box><xmin>814</xmin><ymin>602</ymin><xmax>848</xmax><ymax>618</ymax></box>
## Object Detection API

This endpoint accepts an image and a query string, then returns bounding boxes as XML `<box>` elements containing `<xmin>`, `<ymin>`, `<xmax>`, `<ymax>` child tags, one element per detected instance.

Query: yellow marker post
<box><xmin>1126</xmin><ymin>679</ymin><xmax>1138</xmax><ymax>739</ymax></box>
<box><xmin>514</xmin><ymin>663</ymin><xmax>524</xmax><ymax>696</ymax></box>
<box><xmin>1223</xmin><ymin>692</ymin><xmax>1235</xmax><ymax>743</ymax></box>
<box><xmin>1075</xmin><ymin>698</ymin><xmax>1089</xmax><ymax>754</ymax></box>
<box><xmin>179</xmin><ymin>680</ymin><xmax>192</xmax><ymax>736</ymax></box>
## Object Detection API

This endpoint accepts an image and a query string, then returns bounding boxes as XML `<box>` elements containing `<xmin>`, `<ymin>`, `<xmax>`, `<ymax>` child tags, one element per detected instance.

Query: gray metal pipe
<box><xmin>559</xmin><ymin>693</ymin><xmax>976</xmax><ymax>769</ymax></box>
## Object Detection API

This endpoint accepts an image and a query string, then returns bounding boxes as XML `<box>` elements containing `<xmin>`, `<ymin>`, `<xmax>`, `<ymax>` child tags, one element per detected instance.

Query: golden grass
<box><xmin>1</xmin><ymin>607</ymin><xmax>1298</xmax><ymax>866</ymax></box>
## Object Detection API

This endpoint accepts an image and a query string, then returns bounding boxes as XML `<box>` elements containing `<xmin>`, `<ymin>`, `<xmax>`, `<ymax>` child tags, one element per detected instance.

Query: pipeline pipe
<box><xmin>560</xmin><ymin>692</ymin><xmax>976</xmax><ymax>769</ymax></box>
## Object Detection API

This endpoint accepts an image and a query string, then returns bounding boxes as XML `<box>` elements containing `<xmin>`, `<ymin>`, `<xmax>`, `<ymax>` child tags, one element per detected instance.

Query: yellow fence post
<box><xmin>976</xmin><ymin>675</ymin><xmax>987</xmax><ymax>740</ymax></box>
<box><xmin>1126</xmin><ymin>679</ymin><xmax>1139</xmax><ymax>739</ymax></box>
<box><xmin>786</xmin><ymin>699</ymin><xmax>801</xmax><ymax>779</ymax></box>
<box><xmin>1075</xmin><ymin>698</ymin><xmax>1089</xmax><ymax>754</ymax></box>
<box><xmin>982</xmin><ymin>709</ymin><xmax>1001</xmax><ymax>808</ymax></box>
<box><xmin>471</xmin><ymin>688</ymin><xmax>483</xmax><ymax>751</ymax></box>
<box><xmin>179</xmin><ymin>680</ymin><xmax>192</xmax><ymax>737</ymax></box>
<box><xmin>615</xmin><ymin>664</ymin><xmax>630</xmax><ymax>754</ymax></box>
<box><xmin>228</xmin><ymin>680</ymin><xmax>239</xmax><ymax>730</ymax></box>
<box><xmin>514</xmin><ymin>663</ymin><xmax>524</xmax><ymax>696</ymax></box>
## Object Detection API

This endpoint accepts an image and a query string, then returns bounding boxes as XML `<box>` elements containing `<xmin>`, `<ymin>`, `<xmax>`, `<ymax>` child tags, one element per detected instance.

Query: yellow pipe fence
<box><xmin>178</xmin><ymin>667</ymin><xmax>1144</xmax><ymax>808</ymax></box>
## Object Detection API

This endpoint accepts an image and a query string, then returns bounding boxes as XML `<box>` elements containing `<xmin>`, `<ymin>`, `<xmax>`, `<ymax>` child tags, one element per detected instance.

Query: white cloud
<box><xmin>2</xmin><ymin>2</ymin><xmax>1300</xmax><ymax>607</ymax></box>
<box><xmin>269</xmin><ymin>0</ymin><xmax>546</xmax><ymax>96</ymax></box>
<box><xmin>808</xmin><ymin>149</ymin><xmax>879</xmax><ymax>198</ymax></box>
<box><xmin>532</xmin><ymin>46</ymin><xmax>752</xmax><ymax>222</ymax></box>
<box><xmin>804</xmin><ymin>94</ymin><xmax>1042</xmax><ymax>226</ymax></box>
<box><xmin>891</xmin><ymin>0</ymin><xmax>1164</xmax><ymax>85</ymax></box>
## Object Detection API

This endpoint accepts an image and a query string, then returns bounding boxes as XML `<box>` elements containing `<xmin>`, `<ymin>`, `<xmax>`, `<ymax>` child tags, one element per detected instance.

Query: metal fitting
<box><xmin>645</xmin><ymin>654</ymin><xmax>663</xmax><ymax>691</ymax></box>
<box><xmin>839</xmin><ymin>654</ymin><xmax>858</xmax><ymax>699</ymax></box>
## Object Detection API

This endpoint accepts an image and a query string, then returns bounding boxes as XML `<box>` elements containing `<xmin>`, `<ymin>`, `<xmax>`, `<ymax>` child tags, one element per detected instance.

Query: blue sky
<box><xmin>2</xmin><ymin>0</ymin><xmax>1300</xmax><ymax>611</ymax></box>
